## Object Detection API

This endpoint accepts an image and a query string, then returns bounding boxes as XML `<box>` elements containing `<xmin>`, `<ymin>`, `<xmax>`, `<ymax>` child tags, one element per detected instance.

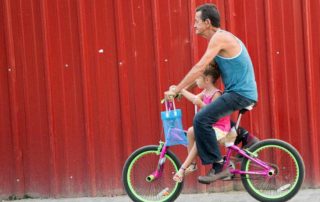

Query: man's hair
<box><xmin>203</xmin><ymin>62</ymin><xmax>220</xmax><ymax>84</ymax></box>
<box><xmin>196</xmin><ymin>3</ymin><xmax>220</xmax><ymax>27</ymax></box>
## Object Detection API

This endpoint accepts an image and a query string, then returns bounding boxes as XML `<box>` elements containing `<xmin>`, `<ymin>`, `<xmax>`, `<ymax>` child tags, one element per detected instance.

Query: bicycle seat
<box><xmin>239</xmin><ymin>104</ymin><xmax>255</xmax><ymax>114</ymax></box>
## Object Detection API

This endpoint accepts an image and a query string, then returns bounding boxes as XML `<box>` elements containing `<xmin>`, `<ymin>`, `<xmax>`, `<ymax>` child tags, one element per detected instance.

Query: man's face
<box><xmin>194</xmin><ymin>11</ymin><xmax>207</xmax><ymax>35</ymax></box>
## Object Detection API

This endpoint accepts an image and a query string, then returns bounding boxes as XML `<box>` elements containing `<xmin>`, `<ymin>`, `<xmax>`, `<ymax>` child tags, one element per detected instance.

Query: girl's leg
<box><xmin>182</xmin><ymin>144</ymin><xmax>198</xmax><ymax>169</ymax></box>
<box><xmin>173</xmin><ymin>144</ymin><xmax>198</xmax><ymax>182</ymax></box>
<box><xmin>186</xmin><ymin>127</ymin><xmax>197</xmax><ymax>168</ymax></box>
<box><xmin>187</xmin><ymin>127</ymin><xmax>195</xmax><ymax>153</ymax></box>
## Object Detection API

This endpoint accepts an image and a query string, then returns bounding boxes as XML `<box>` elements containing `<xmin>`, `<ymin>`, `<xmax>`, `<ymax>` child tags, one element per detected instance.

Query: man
<box><xmin>165</xmin><ymin>3</ymin><xmax>258</xmax><ymax>184</ymax></box>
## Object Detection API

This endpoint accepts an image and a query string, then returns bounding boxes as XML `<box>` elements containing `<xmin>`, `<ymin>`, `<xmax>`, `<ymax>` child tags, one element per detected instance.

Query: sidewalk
<box><xmin>4</xmin><ymin>189</ymin><xmax>320</xmax><ymax>202</ymax></box>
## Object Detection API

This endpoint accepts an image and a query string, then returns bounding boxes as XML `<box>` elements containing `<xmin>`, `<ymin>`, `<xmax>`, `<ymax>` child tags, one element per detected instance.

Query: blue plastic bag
<box><xmin>161</xmin><ymin>101</ymin><xmax>188</xmax><ymax>146</ymax></box>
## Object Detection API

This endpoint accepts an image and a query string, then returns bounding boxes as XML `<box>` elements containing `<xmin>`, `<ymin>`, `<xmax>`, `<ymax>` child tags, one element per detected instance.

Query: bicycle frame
<box><xmin>146</xmin><ymin>141</ymin><xmax>168</xmax><ymax>182</ymax></box>
<box><xmin>124</xmin><ymin>99</ymin><xmax>304</xmax><ymax>202</ymax></box>
<box><xmin>147</xmin><ymin>141</ymin><xmax>275</xmax><ymax>182</ymax></box>
<box><xmin>225</xmin><ymin>108</ymin><xmax>275</xmax><ymax>177</ymax></box>
<box><xmin>224</xmin><ymin>145</ymin><xmax>275</xmax><ymax>177</ymax></box>
<box><xmin>146</xmin><ymin>101</ymin><xmax>275</xmax><ymax>182</ymax></box>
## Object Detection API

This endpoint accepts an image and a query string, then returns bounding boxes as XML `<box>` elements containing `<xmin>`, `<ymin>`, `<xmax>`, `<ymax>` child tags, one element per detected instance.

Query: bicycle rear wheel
<box><xmin>241</xmin><ymin>139</ymin><xmax>305</xmax><ymax>202</ymax></box>
<box><xmin>122</xmin><ymin>145</ymin><xmax>183</xmax><ymax>202</ymax></box>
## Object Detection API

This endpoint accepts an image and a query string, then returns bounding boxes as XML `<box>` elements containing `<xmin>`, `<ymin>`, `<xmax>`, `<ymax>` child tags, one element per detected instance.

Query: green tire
<box><xmin>122</xmin><ymin>145</ymin><xmax>183</xmax><ymax>202</ymax></box>
<box><xmin>241</xmin><ymin>139</ymin><xmax>305</xmax><ymax>202</ymax></box>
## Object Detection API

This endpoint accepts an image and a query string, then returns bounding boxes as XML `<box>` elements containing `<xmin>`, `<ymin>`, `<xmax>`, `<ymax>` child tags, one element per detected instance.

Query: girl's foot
<box><xmin>173</xmin><ymin>167</ymin><xmax>186</xmax><ymax>183</ymax></box>
<box><xmin>185</xmin><ymin>162</ymin><xmax>198</xmax><ymax>175</ymax></box>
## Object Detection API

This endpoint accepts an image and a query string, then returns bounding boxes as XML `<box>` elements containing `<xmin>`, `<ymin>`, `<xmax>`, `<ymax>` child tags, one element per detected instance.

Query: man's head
<box><xmin>194</xmin><ymin>3</ymin><xmax>220</xmax><ymax>36</ymax></box>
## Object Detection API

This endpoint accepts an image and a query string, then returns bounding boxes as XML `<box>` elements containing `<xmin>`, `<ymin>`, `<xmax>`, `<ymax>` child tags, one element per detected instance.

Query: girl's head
<box><xmin>196</xmin><ymin>62</ymin><xmax>220</xmax><ymax>89</ymax></box>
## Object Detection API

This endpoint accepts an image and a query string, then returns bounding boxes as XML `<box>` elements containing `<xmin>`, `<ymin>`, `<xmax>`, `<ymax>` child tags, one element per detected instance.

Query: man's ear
<box><xmin>205</xmin><ymin>19</ymin><xmax>211</xmax><ymax>27</ymax></box>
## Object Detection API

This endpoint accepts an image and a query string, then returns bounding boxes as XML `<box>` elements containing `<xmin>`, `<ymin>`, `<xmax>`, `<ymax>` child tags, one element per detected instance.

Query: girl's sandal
<box><xmin>173</xmin><ymin>167</ymin><xmax>186</xmax><ymax>183</ymax></box>
<box><xmin>184</xmin><ymin>162</ymin><xmax>198</xmax><ymax>176</ymax></box>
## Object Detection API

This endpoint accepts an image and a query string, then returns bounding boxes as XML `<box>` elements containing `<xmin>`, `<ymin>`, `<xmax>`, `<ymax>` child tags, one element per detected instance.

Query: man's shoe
<box><xmin>198</xmin><ymin>168</ymin><xmax>215</xmax><ymax>185</ymax></box>
<box><xmin>198</xmin><ymin>168</ymin><xmax>232</xmax><ymax>184</ymax></box>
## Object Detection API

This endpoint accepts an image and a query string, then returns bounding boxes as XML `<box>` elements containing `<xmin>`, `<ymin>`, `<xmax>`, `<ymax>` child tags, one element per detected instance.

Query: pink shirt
<box><xmin>202</xmin><ymin>90</ymin><xmax>231</xmax><ymax>132</ymax></box>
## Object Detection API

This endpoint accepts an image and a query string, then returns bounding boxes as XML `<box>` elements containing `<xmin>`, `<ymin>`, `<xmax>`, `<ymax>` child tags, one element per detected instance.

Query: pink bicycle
<box><xmin>122</xmin><ymin>100</ymin><xmax>305</xmax><ymax>202</ymax></box>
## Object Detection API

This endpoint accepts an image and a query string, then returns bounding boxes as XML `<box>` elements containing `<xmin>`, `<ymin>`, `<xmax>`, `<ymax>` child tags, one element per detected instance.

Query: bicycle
<box><xmin>122</xmin><ymin>99</ymin><xmax>305</xmax><ymax>202</ymax></box>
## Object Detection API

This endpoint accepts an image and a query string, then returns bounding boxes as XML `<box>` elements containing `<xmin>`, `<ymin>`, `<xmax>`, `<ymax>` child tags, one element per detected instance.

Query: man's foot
<box><xmin>198</xmin><ymin>168</ymin><xmax>232</xmax><ymax>184</ymax></box>
<box><xmin>198</xmin><ymin>161</ymin><xmax>232</xmax><ymax>184</ymax></box>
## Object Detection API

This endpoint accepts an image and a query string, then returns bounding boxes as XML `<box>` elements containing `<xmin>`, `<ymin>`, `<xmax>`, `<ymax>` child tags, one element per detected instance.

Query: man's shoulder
<box><xmin>217</xmin><ymin>30</ymin><xmax>236</xmax><ymax>41</ymax></box>
<box><xmin>210</xmin><ymin>30</ymin><xmax>239</xmax><ymax>49</ymax></box>
<box><xmin>211</xmin><ymin>30</ymin><xmax>233</xmax><ymax>43</ymax></box>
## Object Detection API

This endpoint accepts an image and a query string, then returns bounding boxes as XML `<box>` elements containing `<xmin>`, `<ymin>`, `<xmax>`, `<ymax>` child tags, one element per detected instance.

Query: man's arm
<box><xmin>185</xmin><ymin>81</ymin><xmax>197</xmax><ymax>91</ymax></box>
<box><xmin>174</xmin><ymin>34</ymin><xmax>223</xmax><ymax>93</ymax></box>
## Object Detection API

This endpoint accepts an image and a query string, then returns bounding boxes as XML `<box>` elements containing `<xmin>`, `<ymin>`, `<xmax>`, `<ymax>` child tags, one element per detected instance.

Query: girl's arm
<box><xmin>181</xmin><ymin>89</ymin><xmax>205</xmax><ymax>108</ymax></box>
<box><xmin>211</xmin><ymin>91</ymin><xmax>222</xmax><ymax>102</ymax></box>
<box><xmin>180</xmin><ymin>89</ymin><xmax>195</xmax><ymax>102</ymax></box>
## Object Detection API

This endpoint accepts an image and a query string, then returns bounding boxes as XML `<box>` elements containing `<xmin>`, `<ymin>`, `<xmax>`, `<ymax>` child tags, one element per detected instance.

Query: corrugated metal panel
<box><xmin>302</xmin><ymin>0</ymin><xmax>320</xmax><ymax>186</ymax></box>
<box><xmin>0</xmin><ymin>0</ymin><xmax>319</xmax><ymax>198</ymax></box>
<box><xmin>0</xmin><ymin>0</ymin><xmax>14</xmax><ymax>197</ymax></box>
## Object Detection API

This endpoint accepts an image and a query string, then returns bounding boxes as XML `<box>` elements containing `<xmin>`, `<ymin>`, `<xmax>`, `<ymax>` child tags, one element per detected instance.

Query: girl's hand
<box><xmin>192</xmin><ymin>96</ymin><xmax>202</xmax><ymax>106</ymax></box>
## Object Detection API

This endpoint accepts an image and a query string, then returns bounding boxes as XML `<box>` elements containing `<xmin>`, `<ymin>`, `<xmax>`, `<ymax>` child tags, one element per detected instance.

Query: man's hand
<box><xmin>164</xmin><ymin>90</ymin><xmax>177</xmax><ymax>100</ymax></box>
<box><xmin>169</xmin><ymin>85</ymin><xmax>177</xmax><ymax>92</ymax></box>
<box><xmin>164</xmin><ymin>85</ymin><xmax>178</xmax><ymax>100</ymax></box>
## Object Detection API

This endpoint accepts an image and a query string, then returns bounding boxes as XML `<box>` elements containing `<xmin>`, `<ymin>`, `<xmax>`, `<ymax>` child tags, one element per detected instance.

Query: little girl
<box><xmin>172</xmin><ymin>62</ymin><xmax>231</xmax><ymax>182</ymax></box>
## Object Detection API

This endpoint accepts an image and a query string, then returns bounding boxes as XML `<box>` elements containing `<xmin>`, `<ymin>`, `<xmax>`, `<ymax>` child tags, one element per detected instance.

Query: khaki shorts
<box><xmin>213</xmin><ymin>127</ymin><xmax>228</xmax><ymax>144</ymax></box>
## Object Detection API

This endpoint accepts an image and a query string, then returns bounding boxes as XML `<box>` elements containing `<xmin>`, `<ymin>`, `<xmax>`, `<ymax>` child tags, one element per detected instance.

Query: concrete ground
<box><xmin>3</xmin><ymin>189</ymin><xmax>320</xmax><ymax>202</ymax></box>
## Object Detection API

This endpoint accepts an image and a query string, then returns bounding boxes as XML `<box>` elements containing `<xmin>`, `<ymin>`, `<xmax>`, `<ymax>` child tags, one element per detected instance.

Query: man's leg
<box><xmin>194</xmin><ymin>92</ymin><xmax>255</xmax><ymax>184</ymax></box>
<box><xmin>193</xmin><ymin>95</ymin><xmax>234</xmax><ymax>165</ymax></box>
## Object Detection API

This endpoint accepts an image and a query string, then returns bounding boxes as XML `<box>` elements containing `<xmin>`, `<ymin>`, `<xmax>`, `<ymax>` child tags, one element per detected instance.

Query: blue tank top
<box><xmin>214</xmin><ymin>36</ymin><xmax>258</xmax><ymax>101</ymax></box>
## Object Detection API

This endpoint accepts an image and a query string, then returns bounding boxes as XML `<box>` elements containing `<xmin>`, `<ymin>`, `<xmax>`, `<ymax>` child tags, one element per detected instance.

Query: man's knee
<box><xmin>193</xmin><ymin>113</ymin><xmax>217</xmax><ymax>127</ymax></box>
<box><xmin>194</xmin><ymin>112</ymin><xmax>203</xmax><ymax>123</ymax></box>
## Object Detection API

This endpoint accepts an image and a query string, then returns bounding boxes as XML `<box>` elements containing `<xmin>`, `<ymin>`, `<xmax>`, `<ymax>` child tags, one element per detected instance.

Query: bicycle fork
<box><xmin>146</xmin><ymin>142</ymin><xmax>167</xmax><ymax>182</ymax></box>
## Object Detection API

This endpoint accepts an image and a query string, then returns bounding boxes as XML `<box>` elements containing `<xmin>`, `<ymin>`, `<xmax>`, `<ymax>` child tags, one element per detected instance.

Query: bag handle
<box><xmin>165</xmin><ymin>99</ymin><xmax>177</xmax><ymax>117</ymax></box>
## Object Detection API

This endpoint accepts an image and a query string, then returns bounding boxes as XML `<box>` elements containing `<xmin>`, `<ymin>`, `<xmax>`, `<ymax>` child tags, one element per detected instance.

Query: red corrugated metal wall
<box><xmin>1</xmin><ymin>0</ymin><xmax>319</xmax><ymax>199</ymax></box>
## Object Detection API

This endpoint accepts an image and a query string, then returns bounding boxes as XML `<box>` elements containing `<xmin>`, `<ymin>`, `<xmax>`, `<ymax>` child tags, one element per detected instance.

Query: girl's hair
<box><xmin>203</xmin><ymin>62</ymin><xmax>220</xmax><ymax>84</ymax></box>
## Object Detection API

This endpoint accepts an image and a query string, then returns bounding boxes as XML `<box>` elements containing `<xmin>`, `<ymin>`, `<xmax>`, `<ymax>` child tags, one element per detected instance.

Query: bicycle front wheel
<box><xmin>241</xmin><ymin>139</ymin><xmax>305</xmax><ymax>202</ymax></box>
<box><xmin>122</xmin><ymin>145</ymin><xmax>183</xmax><ymax>202</ymax></box>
